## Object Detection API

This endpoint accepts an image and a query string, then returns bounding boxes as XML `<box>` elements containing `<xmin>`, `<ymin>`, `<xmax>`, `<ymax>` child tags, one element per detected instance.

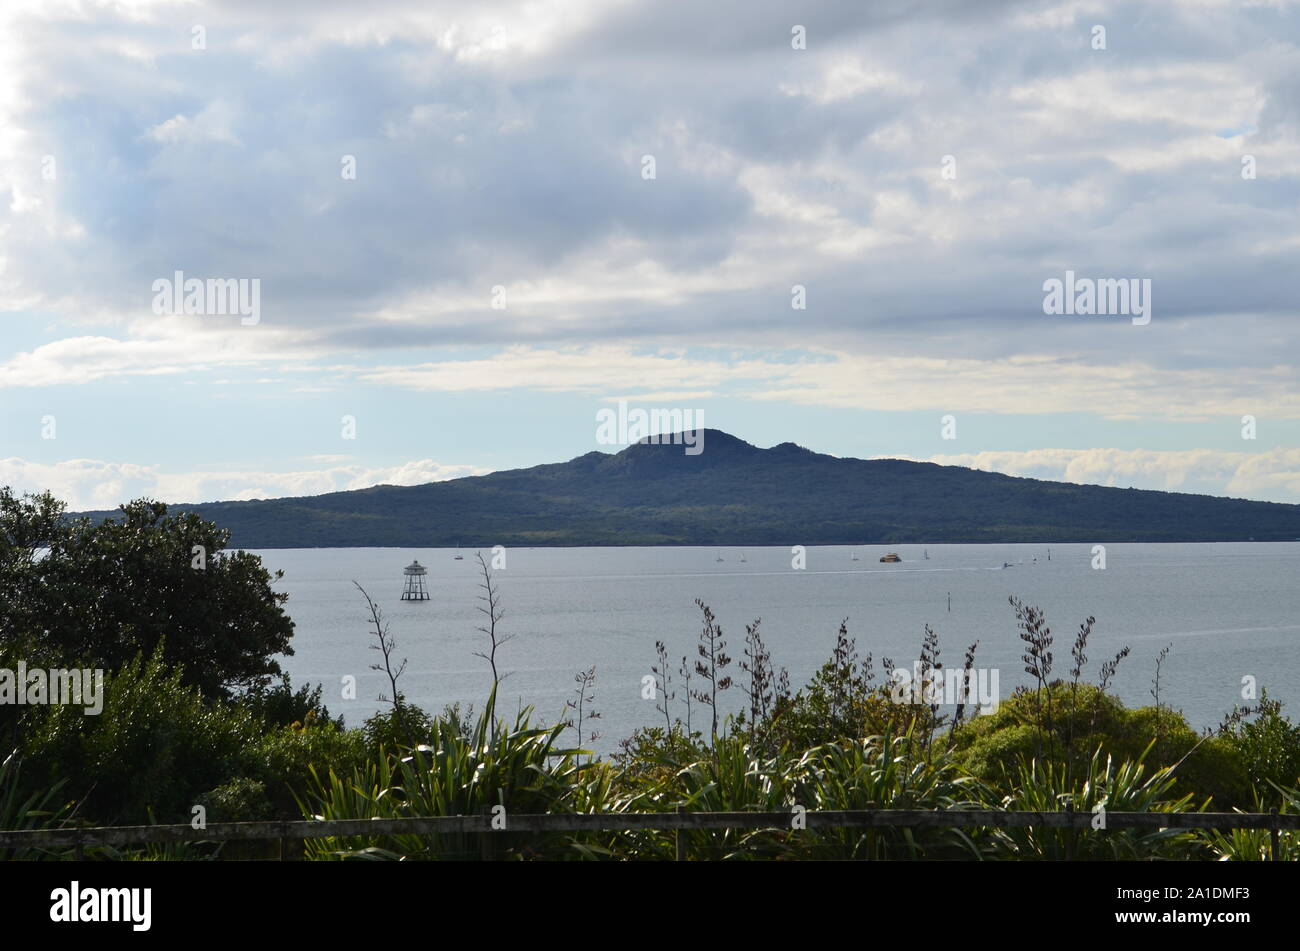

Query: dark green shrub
<box><xmin>238</xmin><ymin>676</ymin><xmax>341</xmax><ymax>730</ymax></box>
<box><xmin>246</xmin><ymin>721</ymin><xmax>368</xmax><ymax>817</ymax></box>
<box><xmin>197</xmin><ymin>777</ymin><xmax>274</xmax><ymax>823</ymax></box>
<box><xmin>362</xmin><ymin>703</ymin><xmax>434</xmax><ymax>755</ymax></box>
<box><xmin>19</xmin><ymin>647</ymin><xmax>262</xmax><ymax>825</ymax></box>
<box><xmin>1219</xmin><ymin>694</ymin><xmax>1300</xmax><ymax>803</ymax></box>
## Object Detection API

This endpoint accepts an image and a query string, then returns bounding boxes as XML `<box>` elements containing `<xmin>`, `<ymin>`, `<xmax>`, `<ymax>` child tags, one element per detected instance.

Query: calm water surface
<box><xmin>254</xmin><ymin>544</ymin><xmax>1300</xmax><ymax>754</ymax></box>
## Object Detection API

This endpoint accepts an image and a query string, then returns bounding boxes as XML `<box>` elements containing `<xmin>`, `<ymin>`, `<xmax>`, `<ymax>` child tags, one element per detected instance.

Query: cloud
<box><xmin>0</xmin><ymin>322</ymin><xmax>319</xmax><ymax>388</ymax></box>
<box><xmin>916</xmin><ymin>446</ymin><xmax>1300</xmax><ymax>502</ymax></box>
<box><xmin>144</xmin><ymin>101</ymin><xmax>241</xmax><ymax>146</ymax></box>
<box><xmin>9</xmin><ymin>336</ymin><xmax>1296</xmax><ymax>423</ymax></box>
<box><xmin>0</xmin><ymin>456</ymin><xmax>492</xmax><ymax>511</ymax></box>
<box><xmin>353</xmin><ymin>345</ymin><xmax>1300</xmax><ymax>420</ymax></box>
<box><xmin>2</xmin><ymin>0</ymin><xmax>1296</xmax><ymax>369</ymax></box>
<box><xmin>0</xmin><ymin>0</ymin><xmax>1296</xmax><ymax>485</ymax></box>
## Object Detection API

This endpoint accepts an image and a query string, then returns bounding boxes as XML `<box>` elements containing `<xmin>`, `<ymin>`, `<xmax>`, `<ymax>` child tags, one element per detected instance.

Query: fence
<box><xmin>2</xmin><ymin>807</ymin><xmax>1297</xmax><ymax>859</ymax></box>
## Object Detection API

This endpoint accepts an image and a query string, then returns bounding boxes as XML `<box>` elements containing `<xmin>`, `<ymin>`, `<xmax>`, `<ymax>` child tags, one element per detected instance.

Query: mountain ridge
<box><xmin>75</xmin><ymin>430</ymin><xmax>1300</xmax><ymax>547</ymax></box>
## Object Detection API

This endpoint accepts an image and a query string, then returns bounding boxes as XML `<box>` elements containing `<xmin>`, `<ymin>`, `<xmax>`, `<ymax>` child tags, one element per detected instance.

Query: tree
<box><xmin>0</xmin><ymin>490</ymin><xmax>294</xmax><ymax>697</ymax></box>
<box><xmin>0</xmin><ymin>488</ymin><xmax>64</xmax><ymax>569</ymax></box>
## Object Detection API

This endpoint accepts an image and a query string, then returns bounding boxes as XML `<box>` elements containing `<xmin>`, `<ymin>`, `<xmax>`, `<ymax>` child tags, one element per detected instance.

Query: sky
<box><xmin>1</xmin><ymin>0</ymin><xmax>1298</xmax><ymax>511</ymax></box>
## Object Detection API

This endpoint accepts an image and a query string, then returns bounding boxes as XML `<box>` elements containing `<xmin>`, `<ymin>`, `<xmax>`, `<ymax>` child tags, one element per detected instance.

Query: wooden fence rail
<box><xmin>1</xmin><ymin>808</ymin><xmax>1295</xmax><ymax>856</ymax></box>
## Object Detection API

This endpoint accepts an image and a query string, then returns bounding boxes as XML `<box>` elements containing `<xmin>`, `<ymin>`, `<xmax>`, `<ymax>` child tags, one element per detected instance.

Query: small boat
<box><xmin>739</xmin><ymin>552</ymin><xmax>747</xmax><ymax>563</ymax></box>
<box><xmin>879</xmin><ymin>552</ymin><xmax>901</xmax><ymax>563</ymax></box>
<box><xmin>715</xmin><ymin>551</ymin><xmax>724</xmax><ymax>562</ymax></box>
<box><xmin>924</xmin><ymin>549</ymin><xmax>930</xmax><ymax>560</ymax></box>
<box><xmin>1002</xmin><ymin>562</ymin><xmax>1013</xmax><ymax>569</ymax></box>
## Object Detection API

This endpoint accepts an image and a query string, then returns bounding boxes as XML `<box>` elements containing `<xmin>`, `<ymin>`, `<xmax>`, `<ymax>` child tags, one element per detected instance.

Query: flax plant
<box><xmin>989</xmin><ymin>743</ymin><xmax>1204</xmax><ymax>860</ymax></box>
<box><xmin>788</xmin><ymin>726</ymin><xmax>987</xmax><ymax>860</ymax></box>
<box><xmin>0</xmin><ymin>751</ymin><xmax>75</xmax><ymax>861</ymax></box>
<box><xmin>298</xmin><ymin>689</ymin><xmax>605</xmax><ymax>860</ymax></box>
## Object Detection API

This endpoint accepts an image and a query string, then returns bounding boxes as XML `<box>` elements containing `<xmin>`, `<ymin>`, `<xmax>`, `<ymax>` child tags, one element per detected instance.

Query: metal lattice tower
<box><xmin>400</xmin><ymin>560</ymin><xmax>429</xmax><ymax>601</ymax></box>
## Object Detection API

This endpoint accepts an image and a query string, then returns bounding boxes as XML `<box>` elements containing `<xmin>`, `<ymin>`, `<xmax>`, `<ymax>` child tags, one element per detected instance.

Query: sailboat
<box><xmin>715</xmin><ymin>551</ymin><xmax>724</xmax><ymax>562</ymax></box>
<box><xmin>453</xmin><ymin>541</ymin><xmax>464</xmax><ymax>561</ymax></box>
<box><xmin>924</xmin><ymin>549</ymin><xmax>930</xmax><ymax>560</ymax></box>
<box><xmin>851</xmin><ymin>550</ymin><xmax>859</xmax><ymax>561</ymax></box>
<box><xmin>739</xmin><ymin>552</ymin><xmax>747</xmax><ymax>563</ymax></box>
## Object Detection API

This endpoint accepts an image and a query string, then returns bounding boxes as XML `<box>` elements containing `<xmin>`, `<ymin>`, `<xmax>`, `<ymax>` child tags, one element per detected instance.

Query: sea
<box><xmin>255</xmin><ymin>543</ymin><xmax>1300</xmax><ymax>755</ymax></box>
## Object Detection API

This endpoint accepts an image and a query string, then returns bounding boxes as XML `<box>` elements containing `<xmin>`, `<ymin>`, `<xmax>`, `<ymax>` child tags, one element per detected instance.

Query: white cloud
<box><xmin>354</xmin><ymin>345</ymin><xmax>1300</xmax><ymax>421</ymax></box>
<box><xmin>779</xmin><ymin>57</ymin><xmax>909</xmax><ymax>104</ymax></box>
<box><xmin>0</xmin><ymin>456</ymin><xmax>492</xmax><ymax>510</ymax></box>
<box><xmin>144</xmin><ymin>101</ymin><xmax>241</xmax><ymax>146</ymax></box>
<box><xmin>0</xmin><ymin>322</ymin><xmax>319</xmax><ymax>387</ymax></box>
<box><xmin>915</xmin><ymin>446</ymin><xmax>1300</xmax><ymax>503</ymax></box>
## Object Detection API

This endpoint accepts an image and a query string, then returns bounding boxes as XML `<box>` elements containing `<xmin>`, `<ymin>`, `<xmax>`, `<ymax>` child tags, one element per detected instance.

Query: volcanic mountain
<box><xmin>79</xmin><ymin>430</ymin><xmax>1300</xmax><ymax>547</ymax></box>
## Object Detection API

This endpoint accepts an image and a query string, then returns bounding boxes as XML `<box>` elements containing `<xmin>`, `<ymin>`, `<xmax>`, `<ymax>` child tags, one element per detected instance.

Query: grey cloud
<box><xmin>2</xmin><ymin>0</ymin><xmax>1297</xmax><ymax>387</ymax></box>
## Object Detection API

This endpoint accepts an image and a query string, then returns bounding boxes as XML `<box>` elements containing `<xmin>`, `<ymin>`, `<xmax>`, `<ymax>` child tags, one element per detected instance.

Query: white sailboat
<box><xmin>739</xmin><ymin>552</ymin><xmax>747</xmax><ymax>563</ymax></box>
<box><xmin>715</xmin><ymin>551</ymin><xmax>724</xmax><ymax>562</ymax></box>
<box><xmin>851</xmin><ymin>549</ymin><xmax>859</xmax><ymax>561</ymax></box>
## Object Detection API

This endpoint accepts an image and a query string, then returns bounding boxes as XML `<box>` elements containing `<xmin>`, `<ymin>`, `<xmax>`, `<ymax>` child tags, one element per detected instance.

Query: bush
<box><xmin>196</xmin><ymin>777</ymin><xmax>274</xmax><ymax>823</ymax></box>
<box><xmin>246</xmin><ymin>721</ymin><xmax>368</xmax><ymax>818</ymax></box>
<box><xmin>950</xmin><ymin>682</ymin><xmax>1250</xmax><ymax>808</ymax></box>
<box><xmin>1220</xmin><ymin>695</ymin><xmax>1300</xmax><ymax>799</ymax></box>
<box><xmin>238</xmin><ymin>676</ymin><xmax>342</xmax><ymax>730</ymax></box>
<box><xmin>743</xmin><ymin>618</ymin><xmax>943</xmax><ymax>752</ymax></box>
<box><xmin>610</xmin><ymin>724</ymin><xmax>707</xmax><ymax>792</ymax></box>
<box><xmin>18</xmin><ymin>647</ymin><xmax>263</xmax><ymax>825</ymax></box>
<box><xmin>361</xmin><ymin>703</ymin><xmax>434</xmax><ymax>755</ymax></box>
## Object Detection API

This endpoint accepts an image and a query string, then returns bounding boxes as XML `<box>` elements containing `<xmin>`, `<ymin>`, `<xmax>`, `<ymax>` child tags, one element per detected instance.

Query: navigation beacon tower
<box><xmin>400</xmin><ymin>560</ymin><xmax>430</xmax><ymax>601</ymax></box>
